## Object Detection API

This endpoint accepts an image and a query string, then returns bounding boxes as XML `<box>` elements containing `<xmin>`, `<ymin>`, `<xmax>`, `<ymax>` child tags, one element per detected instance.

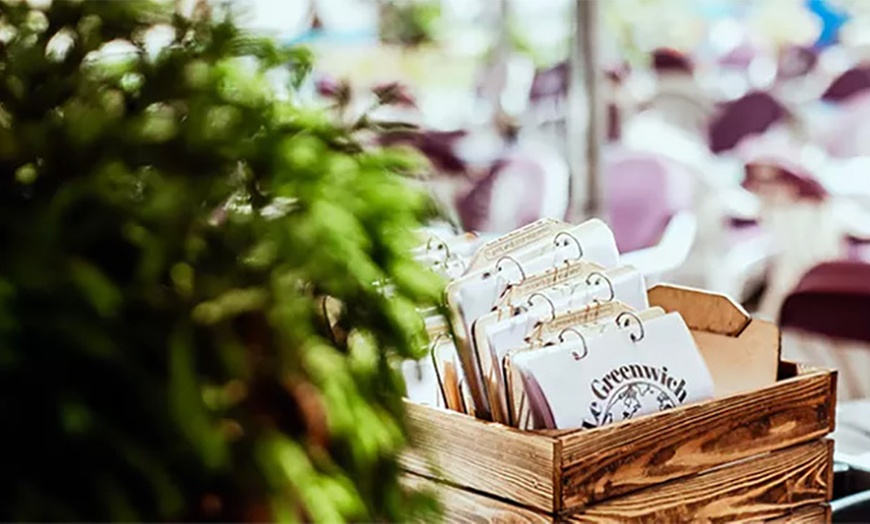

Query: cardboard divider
<box><xmin>647</xmin><ymin>284</ymin><xmax>781</xmax><ymax>397</ymax></box>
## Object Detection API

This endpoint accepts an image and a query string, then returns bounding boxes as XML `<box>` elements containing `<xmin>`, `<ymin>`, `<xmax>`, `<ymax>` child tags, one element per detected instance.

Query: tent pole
<box><xmin>567</xmin><ymin>0</ymin><xmax>604</xmax><ymax>222</ymax></box>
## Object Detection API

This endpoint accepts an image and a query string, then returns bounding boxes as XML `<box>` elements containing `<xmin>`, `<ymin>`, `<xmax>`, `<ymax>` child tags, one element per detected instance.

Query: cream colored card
<box><xmin>413</xmin><ymin>231</ymin><xmax>482</xmax><ymax>259</ymax></box>
<box><xmin>444</xmin><ymin>220</ymin><xmax>622</xmax><ymax>419</ymax></box>
<box><xmin>473</xmin><ymin>264</ymin><xmax>648</xmax><ymax>425</ymax></box>
<box><xmin>402</xmin><ymin>358</ymin><xmax>441</xmax><ymax>407</ymax></box>
<box><xmin>506</xmin><ymin>218</ymin><xmax>619</xmax><ymax>269</ymax></box>
<box><xmin>506</xmin><ymin>306</ymin><xmax>665</xmax><ymax>429</ymax></box>
<box><xmin>512</xmin><ymin>312</ymin><xmax>714</xmax><ymax>430</ymax></box>
<box><xmin>474</xmin><ymin>300</ymin><xmax>635</xmax><ymax>425</ymax></box>
<box><xmin>430</xmin><ymin>336</ymin><xmax>466</xmax><ymax>414</ymax></box>
<box><xmin>494</xmin><ymin>265</ymin><xmax>648</xmax><ymax>314</ymax></box>
<box><xmin>465</xmin><ymin>218</ymin><xmax>571</xmax><ymax>272</ymax></box>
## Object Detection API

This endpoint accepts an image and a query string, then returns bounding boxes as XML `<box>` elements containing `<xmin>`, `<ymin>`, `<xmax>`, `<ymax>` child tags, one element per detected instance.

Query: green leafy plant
<box><xmin>378</xmin><ymin>0</ymin><xmax>440</xmax><ymax>48</ymax></box>
<box><xmin>0</xmin><ymin>0</ymin><xmax>443</xmax><ymax>521</ymax></box>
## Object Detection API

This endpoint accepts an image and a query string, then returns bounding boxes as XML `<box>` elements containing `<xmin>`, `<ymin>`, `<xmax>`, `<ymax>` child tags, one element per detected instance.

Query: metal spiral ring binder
<box><xmin>615</xmin><ymin>310</ymin><xmax>645</xmax><ymax>342</ymax></box>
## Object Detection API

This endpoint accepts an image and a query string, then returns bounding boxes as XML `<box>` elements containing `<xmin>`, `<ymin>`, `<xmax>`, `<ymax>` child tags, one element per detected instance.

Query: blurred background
<box><xmin>223</xmin><ymin>0</ymin><xmax>870</xmax><ymax>479</ymax></box>
<box><xmin>225</xmin><ymin>0</ymin><xmax>870</xmax><ymax>308</ymax></box>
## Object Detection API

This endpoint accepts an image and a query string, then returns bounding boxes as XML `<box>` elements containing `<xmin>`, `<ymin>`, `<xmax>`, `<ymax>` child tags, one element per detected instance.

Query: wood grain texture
<box><xmin>764</xmin><ymin>503</ymin><xmax>831</xmax><ymax>523</ymax></box>
<box><xmin>780</xmin><ymin>363</ymin><xmax>838</xmax><ymax>449</ymax></box>
<box><xmin>403</xmin><ymin>444</ymin><xmax>833</xmax><ymax>523</ymax></box>
<box><xmin>401</xmin><ymin>401</ymin><xmax>558</xmax><ymax>512</ymax></box>
<box><xmin>402</xmin><ymin>472</ymin><xmax>553</xmax><ymax>524</ymax></box>
<box><xmin>648</xmin><ymin>284</ymin><xmax>750</xmax><ymax>336</ymax></box>
<box><xmin>564</xmin><ymin>439</ymin><xmax>834</xmax><ymax>523</ymax></box>
<box><xmin>558</xmin><ymin>367</ymin><xmax>836</xmax><ymax>511</ymax></box>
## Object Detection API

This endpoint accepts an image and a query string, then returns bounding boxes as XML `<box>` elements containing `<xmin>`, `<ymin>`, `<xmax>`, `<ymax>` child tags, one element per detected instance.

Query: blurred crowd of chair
<box><xmin>355</xmin><ymin>44</ymin><xmax>870</xmax><ymax>403</ymax></box>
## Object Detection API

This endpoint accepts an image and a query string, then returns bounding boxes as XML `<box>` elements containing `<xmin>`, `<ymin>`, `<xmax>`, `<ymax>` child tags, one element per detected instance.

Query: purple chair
<box><xmin>781</xmin><ymin>261</ymin><xmax>870</xmax><ymax>344</ymax></box>
<box><xmin>847</xmin><ymin>237</ymin><xmax>870</xmax><ymax>263</ymax></box>
<box><xmin>456</xmin><ymin>144</ymin><xmax>569</xmax><ymax>234</ymax></box>
<box><xmin>379</xmin><ymin>129</ymin><xmax>468</xmax><ymax>175</ymax></box>
<box><xmin>603</xmin><ymin>150</ymin><xmax>693</xmax><ymax>254</ymax></box>
<box><xmin>780</xmin><ymin>264</ymin><xmax>870</xmax><ymax>465</ymax></box>
<box><xmin>525</xmin><ymin>62</ymin><xmax>569</xmax><ymax>135</ymax></box>
<box><xmin>529</xmin><ymin>61</ymin><xmax>629</xmax><ymax>101</ymax></box>
<box><xmin>740</xmin><ymin>160</ymin><xmax>846</xmax><ymax>318</ymax></box>
<box><xmin>821</xmin><ymin>66</ymin><xmax>870</xmax><ymax>103</ymax></box>
<box><xmin>529</xmin><ymin>61</ymin><xmax>569</xmax><ymax>102</ymax></box>
<box><xmin>527</xmin><ymin>61</ymin><xmax>623</xmax><ymax>141</ymax></box>
<box><xmin>652</xmin><ymin>48</ymin><xmax>693</xmax><ymax>75</ymax></box>
<box><xmin>708</xmin><ymin>91</ymin><xmax>788</xmax><ymax>154</ymax></box>
<box><xmin>458</xmin><ymin>159</ymin><xmax>534</xmax><ymax>232</ymax></box>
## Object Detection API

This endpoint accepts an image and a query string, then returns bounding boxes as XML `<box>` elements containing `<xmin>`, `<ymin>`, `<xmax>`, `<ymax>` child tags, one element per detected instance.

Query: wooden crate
<box><xmin>401</xmin><ymin>285</ymin><xmax>837</xmax><ymax>522</ymax></box>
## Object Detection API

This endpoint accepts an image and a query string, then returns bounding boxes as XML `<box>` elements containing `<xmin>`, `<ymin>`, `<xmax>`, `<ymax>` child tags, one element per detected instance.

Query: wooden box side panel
<box><xmin>558</xmin><ymin>367</ymin><xmax>836</xmax><ymax>511</ymax></box>
<box><xmin>402</xmin><ymin>473</ymin><xmax>554</xmax><ymax>524</ymax></box>
<box><xmin>765</xmin><ymin>503</ymin><xmax>831</xmax><ymax>523</ymax></box>
<box><xmin>401</xmin><ymin>401</ymin><xmax>558</xmax><ymax>512</ymax></box>
<box><xmin>565</xmin><ymin>439</ymin><xmax>834</xmax><ymax>523</ymax></box>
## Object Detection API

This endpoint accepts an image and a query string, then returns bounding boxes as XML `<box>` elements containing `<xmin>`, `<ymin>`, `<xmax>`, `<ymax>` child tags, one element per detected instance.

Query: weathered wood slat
<box><xmin>401</xmin><ymin>401</ymin><xmax>557</xmax><ymax>512</ymax></box>
<box><xmin>403</xmin><ymin>479</ymin><xmax>834</xmax><ymax>524</ymax></box>
<box><xmin>564</xmin><ymin>439</ymin><xmax>834</xmax><ymax>523</ymax></box>
<box><xmin>764</xmin><ymin>503</ymin><xmax>831</xmax><ymax>523</ymax></box>
<box><xmin>402</xmin><ymin>472</ymin><xmax>552</xmax><ymax>524</ymax></box>
<box><xmin>403</xmin><ymin>449</ymin><xmax>833</xmax><ymax>524</ymax></box>
<box><xmin>557</xmin><ymin>367</ymin><xmax>837</xmax><ymax>511</ymax></box>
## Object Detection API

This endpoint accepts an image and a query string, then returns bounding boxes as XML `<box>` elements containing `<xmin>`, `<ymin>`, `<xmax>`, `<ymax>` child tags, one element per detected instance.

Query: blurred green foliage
<box><xmin>378</xmin><ymin>0</ymin><xmax>441</xmax><ymax>47</ymax></box>
<box><xmin>0</xmin><ymin>0</ymin><xmax>443</xmax><ymax>521</ymax></box>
